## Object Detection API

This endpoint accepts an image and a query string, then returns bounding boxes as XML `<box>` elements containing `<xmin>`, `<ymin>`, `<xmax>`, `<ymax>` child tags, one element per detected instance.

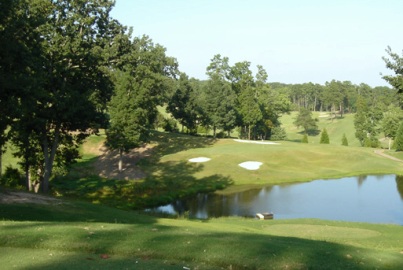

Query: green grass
<box><xmin>280</xmin><ymin>112</ymin><xmax>361</xmax><ymax>146</ymax></box>
<box><xmin>2</xmin><ymin>111</ymin><xmax>403</xmax><ymax>269</ymax></box>
<box><xmin>1</xmin><ymin>141</ymin><xmax>19</xmax><ymax>175</ymax></box>
<box><xmin>50</xmin><ymin>112</ymin><xmax>403</xmax><ymax>205</ymax></box>
<box><xmin>1</xmin><ymin>197</ymin><xmax>403</xmax><ymax>269</ymax></box>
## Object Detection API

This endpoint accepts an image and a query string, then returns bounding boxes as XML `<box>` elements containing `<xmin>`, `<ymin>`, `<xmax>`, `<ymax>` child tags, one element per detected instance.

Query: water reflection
<box><xmin>150</xmin><ymin>175</ymin><xmax>403</xmax><ymax>225</ymax></box>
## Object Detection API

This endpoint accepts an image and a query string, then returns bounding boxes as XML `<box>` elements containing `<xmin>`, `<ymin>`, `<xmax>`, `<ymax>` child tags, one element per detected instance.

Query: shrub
<box><xmin>270</xmin><ymin>126</ymin><xmax>287</xmax><ymax>141</ymax></box>
<box><xmin>320</xmin><ymin>128</ymin><xmax>330</xmax><ymax>144</ymax></box>
<box><xmin>364</xmin><ymin>135</ymin><xmax>380</xmax><ymax>148</ymax></box>
<box><xmin>162</xmin><ymin>118</ymin><xmax>179</xmax><ymax>133</ymax></box>
<box><xmin>0</xmin><ymin>166</ymin><xmax>23</xmax><ymax>188</ymax></box>
<box><xmin>341</xmin><ymin>133</ymin><xmax>348</xmax><ymax>146</ymax></box>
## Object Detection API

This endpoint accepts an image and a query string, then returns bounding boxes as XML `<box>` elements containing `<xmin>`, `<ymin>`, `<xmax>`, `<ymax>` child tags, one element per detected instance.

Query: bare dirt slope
<box><xmin>83</xmin><ymin>140</ymin><xmax>154</xmax><ymax>180</ymax></box>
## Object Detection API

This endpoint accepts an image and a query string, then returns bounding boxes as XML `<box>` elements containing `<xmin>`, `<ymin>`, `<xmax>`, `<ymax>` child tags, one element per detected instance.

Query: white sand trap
<box><xmin>234</xmin><ymin>139</ymin><xmax>279</xmax><ymax>145</ymax></box>
<box><xmin>188</xmin><ymin>157</ymin><xmax>211</xmax><ymax>163</ymax></box>
<box><xmin>239</xmin><ymin>161</ymin><xmax>263</xmax><ymax>170</ymax></box>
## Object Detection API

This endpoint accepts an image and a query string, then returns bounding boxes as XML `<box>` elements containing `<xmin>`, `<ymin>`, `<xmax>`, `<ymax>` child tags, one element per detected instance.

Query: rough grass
<box><xmin>1</xmin><ymin>198</ymin><xmax>403</xmax><ymax>269</ymax></box>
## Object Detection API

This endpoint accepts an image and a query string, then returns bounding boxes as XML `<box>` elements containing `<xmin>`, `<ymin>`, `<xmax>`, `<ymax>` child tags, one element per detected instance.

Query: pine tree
<box><xmin>341</xmin><ymin>133</ymin><xmax>348</xmax><ymax>146</ymax></box>
<box><xmin>320</xmin><ymin>128</ymin><xmax>330</xmax><ymax>144</ymax></box>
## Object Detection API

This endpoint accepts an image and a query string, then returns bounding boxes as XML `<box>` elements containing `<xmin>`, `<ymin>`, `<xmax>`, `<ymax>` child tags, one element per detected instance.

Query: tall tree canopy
<box><xmin>383</xmin><ymin>47</ymin><xmax>403</xmax><ymax>95</ymax></box>
<box><xmin>6</xmin><ymin>0</ymin><xmax>122</xmax><ymax>192</ymax></box>
<box><xmin>106</xmin><ymin>35</ymin><xmax>178</xmax><ymax>171</ymax></box>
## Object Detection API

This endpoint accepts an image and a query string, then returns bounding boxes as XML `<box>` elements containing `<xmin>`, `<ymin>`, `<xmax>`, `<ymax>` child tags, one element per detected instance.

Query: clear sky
<box><xmin>110</xmin><ymin>0</ymin><xmax>403</xmax><ymax>87</ymax></box>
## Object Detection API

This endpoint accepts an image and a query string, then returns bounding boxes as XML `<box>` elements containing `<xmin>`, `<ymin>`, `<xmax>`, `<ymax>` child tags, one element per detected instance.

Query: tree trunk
<box><xmin>213</xmin><ymin>126</ymin><xmax>216</xmax><ymax>138</ymax></box>
<box><xmin>0</xmin><ymin>151</ymin><xmax>2</xmax><ymax>178</ymax></box>
<box><xmin>389</xmin><ymin>138</ymin><xmax>392</xmax><ymax>150</ymax></box>
<box><xmin>118</xmin><ymin>148</ymin><xmax>123</xmax><ymax>172</ymax></box>
<box><xmin>248</xmin><ymin>124</ymin><xmax>251</xmax><ymax>140</ymax></box>
<box><xmin>24</xmin><ymin>162</ymin><xmax>32</xmax><ymax>192</ymax></box>
<box><xmin>42</xmin><ymin>127</ymin><xmax>60</xmax><ymax>193</ymax></box>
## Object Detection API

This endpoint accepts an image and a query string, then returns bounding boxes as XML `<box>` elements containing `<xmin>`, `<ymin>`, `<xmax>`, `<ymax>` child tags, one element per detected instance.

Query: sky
<box><xmin>110</xmin><ymin>0</ymin><xmax>403</xmax><ymax>87</ymax></box>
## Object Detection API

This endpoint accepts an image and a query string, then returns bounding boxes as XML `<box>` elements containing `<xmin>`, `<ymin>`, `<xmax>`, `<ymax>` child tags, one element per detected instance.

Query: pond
<box><xmin>149</xmin><ymin>174</ymin><xmax>403</xmax><ymax>225</ymax></box>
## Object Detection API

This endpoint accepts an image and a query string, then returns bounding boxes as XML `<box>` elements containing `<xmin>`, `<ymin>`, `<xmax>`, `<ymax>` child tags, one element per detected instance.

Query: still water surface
<box><xmin>151</xmin><ymin>175</ymin><xmax>403</xmax><ymax>224</ymax></box>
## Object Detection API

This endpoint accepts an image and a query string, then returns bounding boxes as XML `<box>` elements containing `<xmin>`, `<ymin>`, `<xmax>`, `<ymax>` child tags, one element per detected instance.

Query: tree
<box><xmin>107</xmin><ymin>35</ymin><xmax>178</xmax><ymax>172</ymax></box>
<box><xmin>202</xmin><ymin>55</ymin><xmax>237</xmax><ymax>137</ymax></box>
<box><xmin>270</xmin><ymin>126</ymin><xmax>287</xmax><ymax>141</ymax></box>
<box><xmin>294</xmin><ymin>108</ymin><xmax>318</xmax><ymax>135</ymax></box>
<box><xmin>323</xmin><ymin>80</ymin><xmax>345</xmax><ymax>118</ymax></box>
<box><xmin>382</xmin><ymin>105</ymin><xmax>402</xmax><ymax>150</ymax></box>
<box><xmin>0</xmin><ymin>0</ymin><xmax>44</xmax><ymax>178</ymax></box>
<box><xmin>354</xmin><ymin>97</ymin><xmax>383</xmax><ymax>147</ymax></box>
<box><xmin>238</xmin><ymin>86</ymin><xmax>262</xmax><ymax>140</ymax></box>
<box><xmin>301</xmin><ymin>133</ymin><xmax>308</xmax><ymax>143</ymax></box>
<box><xmin>382</xmin><ymin>47</ymin><xmax>403</xmax><ymax>104</ymax></box>
<box><xmin>341</xmin><ymin>133</ymin><xmax>348</xmax><ymax>146</ymax></box>
<box><xmin>167</xmin><ymin>73</ymin><xmax>199</xmax><ymax>133</ymax></box>
<box><xmin>7</xmin><ymin>0</ymin><xmax>122</xmax><ymax>192</ymax></box>
<box><xmin>320</xmin><ymin>128</ymin><xmax>330</xmax><ymax>144</ymax></box>
<box><xmin>394</xmin><ymin>122</ymin><xmax>403</xmax><ymax>151</ymax></box>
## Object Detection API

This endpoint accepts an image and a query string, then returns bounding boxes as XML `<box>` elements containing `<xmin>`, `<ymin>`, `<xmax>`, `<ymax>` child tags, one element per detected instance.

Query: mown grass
<box><xmin>49</xmin><ymin>112</ymin><xmax>403</xmax><ymax>205</ymax></box>
<box><xmin>2</xmin><ymin>111</ymin><xmax>403</xmax><ymax>269</ymax></box>
<box><xmin>280</xmin><ymin>112</ymin><xmax>360</xmax><ymax>146</ymax></box>
<box><xmin>1</xmin><ymin>198</ymin><xmax>403</xmax><ymax>269</ymax></box>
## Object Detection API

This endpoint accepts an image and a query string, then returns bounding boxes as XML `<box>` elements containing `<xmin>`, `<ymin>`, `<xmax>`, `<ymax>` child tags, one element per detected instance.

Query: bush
<box><xmin>162</xmin><ymin>118</ymin><xmax>179</xmax><ymax>133</ymax></box>
<box><xmin>364</xmin><ymin>135</ymin><xmax>380</xmax><ymax>148</ymax></box>
<box><xmin>270</xmin><ymin>126</ymin><xmax>287</xmax><ymax>141</ymax></box>
<box><xmin>341</xmin><ymin>133</ymin><xmax>348</xmax><ymax>146</ymax></box>
<box><xmin>320</xmin><ymin>128</ymin><xmax>330</xmax><ymax>144</ymax></box>
<box><xmin>0</xmin><ymin>166</ymin><xmax>23</xmax><ymax>188</ymax></box>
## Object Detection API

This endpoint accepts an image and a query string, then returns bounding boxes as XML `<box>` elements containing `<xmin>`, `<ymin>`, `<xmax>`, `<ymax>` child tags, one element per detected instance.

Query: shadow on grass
<box><xmin>53</xmin><ymin>159</ymin><xmax>233</xmax><ymax>210</ymax></box>
<box><xmin>1</xmin><ymin>218</ymin><xmax>401</xmax><ymax>269</ymax></box>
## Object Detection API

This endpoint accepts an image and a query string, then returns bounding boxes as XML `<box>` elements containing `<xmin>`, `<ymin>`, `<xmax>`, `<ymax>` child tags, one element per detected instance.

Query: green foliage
<box><xmin>162</xmin><ymin>118</ymin><xmax>179</xmax><ymax>133</ymax></box>
<box><xmin>354</xmin><ymin>97</ymin><xmax>383</xmax><ymax>147</ymax></box>
<box><xmin>364</xmin><ymin>135</ymin><xmax>380</xmax><ymax>148</ymax></box>
<box><xmin>301</xmin><ymin>133</ymin><xmax>309</xmax><ymax>143</ymax></box>
<box><xmin>320</xmin><ymin>128</ymin><xmax>330</xmax><ymax>144</ymax></box>
<box><xmin>382</xmin><ymin>46</ymin><xmax>403</xmax><ymax>106</ymax></box>
<box><xmin>167</xmin><ymin>73</ymin><xmax>199</xmax><ymax>133</ymax></box>
<box><xmin>203</xmin><ymin>55</ymin><xmax>236</xmax><ymax>137</ymax></box>
<box><xmin>270</xmin><ymin>126</ymin><xmax>287</xmax><ymax>141</ymax></box>
<box><xmin>341</xmin><ymin>133</ymin><xmax>348</xmax><ymax>146</ymax></box>
<box><xmin>0</xmin><ymin>166</ymin><xmax>23</xmax><ymax>188</ymax></box>
<box><xmin>294</xmin><ymin>108</ymin><xmax>318</xmax><ymax>134</ymax></box>
<box><xmin>107</xmin><ymin>35</ymin><xmax>178</xmax><ymax>158</ymax></box>
<box><xmin>394</xmin><ymin>122</ymin><xmax>403</xmax><ymax>151</ymax></box>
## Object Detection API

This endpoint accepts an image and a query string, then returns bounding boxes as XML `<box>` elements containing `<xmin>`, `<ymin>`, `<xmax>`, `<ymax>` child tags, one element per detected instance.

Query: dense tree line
<box><xmin>1</xmin><ymin>0</ymin><xmax>403</xmax><ymax>192</ymax></box>
<box><xmin>166</xmin><ymin>55</ymin><xmax>292</xmax><ymax>140</ymax></box>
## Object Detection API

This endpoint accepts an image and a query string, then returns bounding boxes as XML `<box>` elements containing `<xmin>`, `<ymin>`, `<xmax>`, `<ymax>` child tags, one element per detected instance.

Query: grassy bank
<box><xmin>1</xmin><ymin>196</ymin><xmax>403</xmax><ymax>269</ymax></box>
<box><xmin>3</xmin><ymin>112</ymin><xmax>403</xmax><ymax>208</ymax></box>
<box><xmin>50</xmin><ymin>130</ymin><xmax>403</xmax><ymax>208</ymax></box>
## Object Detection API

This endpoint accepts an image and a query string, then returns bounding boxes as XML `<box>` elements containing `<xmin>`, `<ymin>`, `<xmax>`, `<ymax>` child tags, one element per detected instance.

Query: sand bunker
<box><xmin>188</xmin><ymin>157</ymin><xmax>211</xmax><ymax>163</ymax></box>
<box><xmin>239</xmin><ymin>161</ymin><xmax>263</xmax><ymax>170</ymax></box>
<box><xmin>234</xmin><ymin>139</ymin><xmax>279</xmax><ymax>145</ymax></box>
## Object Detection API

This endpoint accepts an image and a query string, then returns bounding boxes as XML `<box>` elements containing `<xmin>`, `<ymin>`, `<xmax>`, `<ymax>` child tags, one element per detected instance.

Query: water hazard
<box><xmin>150</xmin><ymin>175</ymin><xmax>403</xmax><ymax>224</ymax></box>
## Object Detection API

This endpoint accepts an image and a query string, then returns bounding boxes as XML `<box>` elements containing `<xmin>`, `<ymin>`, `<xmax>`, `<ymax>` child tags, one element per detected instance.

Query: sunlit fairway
<box><xmin>157</xmin><ymin>137</ymin><xmax>403</xmax><ymax>193</ymax></box>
